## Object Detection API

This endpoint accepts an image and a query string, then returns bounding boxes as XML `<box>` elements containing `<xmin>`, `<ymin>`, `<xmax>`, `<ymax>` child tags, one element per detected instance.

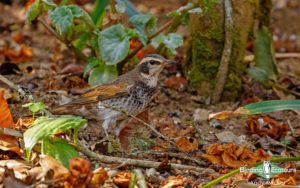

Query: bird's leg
<box><xmin>102</xmin><ymin>119</ymin><xmax>111</xmax><ymax>139</ymax></box>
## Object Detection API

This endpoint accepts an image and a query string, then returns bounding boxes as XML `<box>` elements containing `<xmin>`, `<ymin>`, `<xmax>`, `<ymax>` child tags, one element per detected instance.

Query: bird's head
<box><xmin>138</xmin><ymin>54</ymin><xmax>176</xmax><ymax>80</ymax></box>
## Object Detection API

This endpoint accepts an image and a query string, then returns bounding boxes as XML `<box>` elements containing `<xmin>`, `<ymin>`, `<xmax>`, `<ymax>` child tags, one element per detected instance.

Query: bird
<box><xmin>52</xmin><ymin>54</ymin><xmax>176</xmax><ymax>137</ymax></box>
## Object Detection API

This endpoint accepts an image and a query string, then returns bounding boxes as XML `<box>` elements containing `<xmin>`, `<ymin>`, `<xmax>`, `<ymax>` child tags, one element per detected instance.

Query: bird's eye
<box><xmin>149</xmin><ymin>60</ymin><xmax>158</xmax><ymax>65</ymax></box>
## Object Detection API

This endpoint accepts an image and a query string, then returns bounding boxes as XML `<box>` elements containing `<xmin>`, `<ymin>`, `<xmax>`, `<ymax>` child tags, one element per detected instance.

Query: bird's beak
<box><xmin>163</xmin><ymin>58</ymin><xmax>177</xmax><ymax>65</ymax></box>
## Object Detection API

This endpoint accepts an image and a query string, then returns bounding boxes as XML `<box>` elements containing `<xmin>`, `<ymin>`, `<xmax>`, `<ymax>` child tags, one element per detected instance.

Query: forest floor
<box><xmin>1</xmin><ymin>0</ymin><xmax>300</xmax><ymax>187</ymax></box>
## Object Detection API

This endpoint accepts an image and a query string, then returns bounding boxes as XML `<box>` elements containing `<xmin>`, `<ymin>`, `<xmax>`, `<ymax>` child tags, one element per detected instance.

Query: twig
<box><xmin>202</xmin><ymin>156</ymin><xmax>300</xmax><ymax>188</ymax></box>
<box><xmin>0</xmin><ymin>127</ymin><xmax>23</xmax><ymax>138</ymax></box>
<box><xmin>75</xmin><ymin>142</ymin><xmax>213</xmax><ymax>174</ymax></box>
<box><xmin>287</xmin><ymin>120</ymin><xmax>295</xmax><ymax>136</ymax></box>
<box><xmin>38</xmin><ymin>18</ymin><xmax>88</xmax><ymax>62</ymax></box>
<box><xmin>131</xmin><ymin>150</ymin><xmax>206</xmax><ymax>166</ymax></box>
<box><xmin>0</xmin><ymin>74</ymin><xmax>52</xmax><ymax>115</ymax></box>
<box><xmin>211</xmin><ymin>0</ymin><xmax>234</xmax><ymax>104</ymax></box>
<box><xmin>0</xmin><ymin>75</ymin><xmax>34</xmax><ymax>101</ymax></box>
<box><xmin>244</xmin><ymin>53</ymin><xmax>300</xmax><ymax>63</ymax></box>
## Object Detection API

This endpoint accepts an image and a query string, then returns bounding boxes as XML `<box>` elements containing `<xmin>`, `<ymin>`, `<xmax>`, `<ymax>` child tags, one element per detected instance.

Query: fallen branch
<box><xmin>131</xmin><ymin>150</ymin><xmax>206</xmax><ymax>166</ymax></box>
<box><xmin>0</xmin><ymin>75</ymin><xmax>34</xmax><ymax>101</ymax></box>
<box><xmin>75</xmin><ymin>142</ymin><xmax>213</xmax><ymax>174</ymax></box>
<box><xmin>211</xmin><ymin>0</ymin><xmax>234</xmax><ymax>104</ymax></box>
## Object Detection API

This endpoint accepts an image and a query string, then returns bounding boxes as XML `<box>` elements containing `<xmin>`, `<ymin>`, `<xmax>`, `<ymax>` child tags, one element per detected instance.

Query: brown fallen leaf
<box><xmin>175</xmin><ymin>137</ymin><xmax>199</xmax><ymax>153</ymax></box>
<box><xmin>0</xmin><ymin>91</ymin><xmax>22</xmax><ymax>157</ymax></box>
<box><xmin>164</xmin><ymin>76</ymin><xmax>187</xmax><ymax>89</ymax></box>
<box><xmin>247</xmin><ymin>115</ymin><xmax>289</xmax><ymax>140</ymax></box>
<box><xmin>65</xmin><ymin>157</ymin><xmax>92</xmax><ymax>188</ymax></box>
<box><xmin>160</xmin><ymin>175</ymin><xmax>188</xmax><ymax>188</ymax></box>
<box><xmin>202</xmin><ymin>143</ymin><xmax>269</xmax><ymax>168</ymax></box>
<box><xmin>112</xmin><ymin>171</ymin><xmax>132</xmax><ymax>188</ymax></box>
<box><xmin>91</xmin><ymin>167</ymin><xmax>109</xmax><ymax>186</ymax></box>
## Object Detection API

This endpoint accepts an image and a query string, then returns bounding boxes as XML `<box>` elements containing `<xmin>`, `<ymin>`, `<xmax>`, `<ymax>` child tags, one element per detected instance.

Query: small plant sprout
<box><xmin>22</xmin><ymin>102</ymin><xmax>46</xmax><ymax>119</ymax></box>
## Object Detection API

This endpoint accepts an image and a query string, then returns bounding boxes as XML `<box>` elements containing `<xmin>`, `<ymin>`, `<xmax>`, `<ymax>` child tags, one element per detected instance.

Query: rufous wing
<box><xmin>51</xmin><ymin>83</ymin><xmax>130</xmax><ymax>114</ymax></box>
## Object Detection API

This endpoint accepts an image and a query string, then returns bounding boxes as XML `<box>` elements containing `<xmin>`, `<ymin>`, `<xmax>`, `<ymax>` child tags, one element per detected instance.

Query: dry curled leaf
<box><xmin>0</xmin><ymin>91</ymin><xmax>22</xmax><ymax>157</ymax></box>
<box><xmin>160</xmin><ymin>175</ymin><xmax>188</xmax><ymax>188</ymax></box>
<box><xmin>65</xmin><ymin>157</ymin><xmax>92</xmax><ymax>188</ymax></box>
<box><xmin>175</xmin><ymin>137</ymin><xmax>199</xmax><ymax>152</ymax></box>
<box><xmin>202</xmin><ymin>143</ymin><xmax>269</xmax><ymax>168</ymax></box>
<box><xmin>164</xmin><ymin>76</ymin><xmax>187</xmax><ymax>89</ymax></box>
<box><xmin>91</xmin><ymin>167</ymin><xmax>109</xmax><ymax>185</ymax></box>
<box><xmin>246</xmin><ymin>115</ymin><xmax>289</xmax><ymax>139</ymax></box>
<box><xmin>112</xmin><ymin>171</ymin><xmax>132</xmax><ymax>188</ymax></box>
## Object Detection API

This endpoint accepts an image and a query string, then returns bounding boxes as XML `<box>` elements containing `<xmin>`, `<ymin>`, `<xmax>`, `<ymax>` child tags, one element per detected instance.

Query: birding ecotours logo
<box><xmin>240</xmin><ymin>161</ymin><xmax>297</xmax><ymax>179</ymax></box>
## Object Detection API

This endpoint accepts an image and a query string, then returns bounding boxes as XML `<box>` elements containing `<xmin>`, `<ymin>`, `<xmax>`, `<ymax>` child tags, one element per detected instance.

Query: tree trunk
<box><xmin>184</xmin><ymin>0</ymin><xmax>259</xmax><ymax>101</ymax></box>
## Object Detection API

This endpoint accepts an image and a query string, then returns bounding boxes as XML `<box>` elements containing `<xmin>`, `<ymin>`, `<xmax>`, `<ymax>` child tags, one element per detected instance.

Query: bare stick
<box><xmin>75</xmin><ymin>142</ymin><xmax>213</xmax><ymax>174</ymax></box>
<box><xmin>211</xmin><ymin>0</ymin><xmax>234</xmax><ymax>104</ymax></box>
<box><xmin>0</xmin><ymin>75</ymin><xmax>34</xmax><ymax>101</ymax></box>
<box><xmin>131</xmin><ymin>150</ymin><xmax>206</xmax><ymax>166</ymax></box>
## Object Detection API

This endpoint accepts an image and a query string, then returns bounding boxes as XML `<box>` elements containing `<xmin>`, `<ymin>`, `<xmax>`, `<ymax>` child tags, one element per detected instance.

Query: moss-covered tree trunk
<box><xmin>184</xmin><ymin>0</ymin><xmax>258</xmax><ymax>101</ymax></box>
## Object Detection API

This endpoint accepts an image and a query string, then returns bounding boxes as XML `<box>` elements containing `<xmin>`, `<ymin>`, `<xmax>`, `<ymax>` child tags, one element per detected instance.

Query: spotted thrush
<box><xmin>53</xmin><ymin>54</ymin><xmax>176</xmax><ymax>136</ymax></box>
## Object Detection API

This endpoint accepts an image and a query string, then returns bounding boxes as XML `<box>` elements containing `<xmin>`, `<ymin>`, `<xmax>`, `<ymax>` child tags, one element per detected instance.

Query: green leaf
<box><xmin>240</xmin><ymin>100</ymin><xmax>300</xmax><ymax>115</ymax></box>
<box><xmin>24</xmin><ymin>116</ymin><xmax>87</xmax><ymax>157</ymax></box>
<box><xmin>168</xmin><ymin>2</ymin><xmax>194</xmax><ymax>16</ymax></box>
<box><xmin>151</xmin><ymin>34</ymin><xmax>165</xmax><ymax>48</ymax></box>
<box><xmin>67</xmin><ymin>5</ymin><xmax>95</xmax><ymax>29</ymax></box>
<box><xmin>26</xmin><ymin>0</ymin><xmax>41</xmax><ymax>23</ymax></box>
<box><xmin>247</xmin><ymin>67</ymin><xmax>269</xmax><ymax>84</ymax></box>
<box><xmin>98</xmin><ymin>24</ymin><xmax>130</xmax><ymax>65</ymax></box>
<box><xmin>163</xmin><ymin>33</ymin><xmax>183</xmax><ymax>51</ymax></box>
<box><xmin>91</xmin><ymin>0</ymin><xmax>109</xmax><ymax>27</ymax></box>
<box><xmin>88</xmin><ymin>63</ymin><xmax>118</xmax><ymax>86</ymax></box>
<box><xmin>22</xmin><ymin>102</ymin><xmax>46</xmax><ymax>113</ymax></box>
<box><xmin>116</xmin><ymin>0</ymin><xmax>139</xmax><ymax>18</ymax></box>
<box><xmin>129</xmin><ymin>13</ymin><xmax>157</xmax><ymax>33</ymax></box>
<box><xmin>50</xmin><ymin>6</ymin><xmax>73</xmax><ymax>35</ymax></box>
<box><xmin>84</xmin><ymin>57</ymin><xmax>101</xmax><ymax>77</ymax></box>
<box><xmin>115</xmin><ymin>1</ymin><xmax>126</xmax><ymax>13</ymax></box>
<box><xmin>42</xmin><ymin>138</ymin><xmax>79</xmax><ymax>167</ymax></box>
<box><xmin>41</xmin><ymin>0</ymin><xmax>56</xmax><ymax>10</ymax></box>
<box><xmin>253</xmin><ymin>26</ymin><xmax>278</xmax><ymax>81</ymax></box>
<box><xmin>188</xmin><ymin>7</ymin><xmax>202</xmax><ymax>14</ymax></box>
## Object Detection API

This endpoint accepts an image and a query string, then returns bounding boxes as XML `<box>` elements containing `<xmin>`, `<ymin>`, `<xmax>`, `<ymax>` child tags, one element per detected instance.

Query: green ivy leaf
<box><xmin>22</xmin><ymin>102</ymin><xmax>46</xmax><ymax>113</ymax></box>
<box><xmin>88</xmin><ymin>63</ymin><xmax>118</xmax><ymax>86</ymax></box>
<box><xmin>163</xmin><ymin>33</ymin><xmax>183</xmax><ymax>51</ymax></box>
<box><xmin>24</xmin><ymin>116</ymin><xmax>87</xmax><ymax>158</ymax></box>
<box><xmin>151</xmin><ymin>34</ymin><xmax>165</xmax><ymax>48</ymax></box>
<box><xmin>168</xmin><ymin>2</ymin><xmax>194</xmax><ymax>16</ymax></box>
<box><xmin>98</xmin><ymin>24</ymin><xmax>130</xmax><ymax>65</ymax></box>
<box><xmin>67</xmin><ymin>5</ymin><xmax>95</xmax><ymax>29</ymax></box>
<box><xmin>50</xmin><ymin>6</ymin><xmax>73</xmax><ymax>35</ymax></box>
<box><xmin>26</xmin><ymin>0</ymin><xmax>41</xmax><ymax>23</ymax></box>
<box><xmin>115</xmin><ymin>1</ymin><xmax>126</xmax><ymax>13</ymax></box>
<box><xmin>83</xmin><ymin>57</ymin><xmax>101</xmax><ymax>77</ymax></box>
<box><xmin>129</xmin><ymin>13</ymin><xmax>157</xmax><ymax>33</ymax></box>
<box><xmin>42</xmin><ymin>138</ymin><xmax>79</xmax><ymax>167</ymax></box>
<box><xmin>188</xmin><ymin>7</ymin><xmax>202</xmax><ymax>14</ymax></box>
